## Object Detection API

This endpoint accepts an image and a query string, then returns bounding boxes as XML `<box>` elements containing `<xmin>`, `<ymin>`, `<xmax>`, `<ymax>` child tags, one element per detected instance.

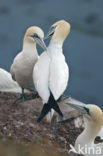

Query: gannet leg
<box><xmin>30</xmin><ymin>92</ymin><xmax>40</xmax><ymax>99</ymax></box>
<box><xmin>26</xmin><ymin>88</ymin><xmax>40</xmax><ymax>99</ymax></box>
<box><xmin>14</xmin><ymin>88</ymin><xmax>26</xmax><ymax>103</ymax></box>
<box><xmin>14</xmin><ymin>88</ymin><xmax>40</xmax><ymax>104</ymax></box>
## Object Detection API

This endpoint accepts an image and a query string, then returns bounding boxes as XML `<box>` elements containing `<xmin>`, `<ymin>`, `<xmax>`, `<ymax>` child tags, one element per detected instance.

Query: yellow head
<box><xmin>85</xmin><ymin>105</ymin><xmax>103</xmax><ymax>125</ymax></box>
<box><xmin>24</xmin><ymin>26</ymin><xmax>47</xmax><ymax>50</ymax></box>
<box><xmin>45</xmin><ymin>20</ymin><xmax>71</xmax><ymax>44</ymax></box>
<box><xmin>24</xmin><ymin>26</ymin><xmax>44</xmax><ymax>41</ymax></box>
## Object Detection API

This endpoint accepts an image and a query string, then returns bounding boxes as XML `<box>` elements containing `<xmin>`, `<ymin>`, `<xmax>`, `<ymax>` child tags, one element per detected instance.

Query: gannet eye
<box><xmin>44</xmin><ymin>25</ymin><xmax>57</xmax><ymax>40</ymax></box>
<box><xmin>50</xmin><ymin>25</ymin><xmax>57</xmax><ymax>31</ymax></box>
<box><xmin>31</xmin><ymin>33</ymin><xmax>40</xmax><ymax>39</ymax></box>
<box><xmin>49</xmin><ymin>25</ymin><xmax>57</xmax><ymax>36</ymax></box>
<box><xmin>84</xmin><ymin>107</ymin><xmax>90</xmax><ymax>115</ymax></box>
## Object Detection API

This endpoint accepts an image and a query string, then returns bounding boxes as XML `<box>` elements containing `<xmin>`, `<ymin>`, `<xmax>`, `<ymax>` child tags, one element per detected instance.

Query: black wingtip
<box><xmin>49</xmin><ymin>93</ymin><xmax>63</xmax><ymax>117</ymax></box>
<box><xmin>37</xmin><ymin>103</ymin><xmax>51</xmax><ymax>122</ymax></box>
<box><xmin>37</xmin><ymin>92</ymin><xmax>63</xmax><ymax>122</ymax></box>
<box><xmin>51</xmin><ymin>100</ymin><xmax>63</xmax><ymax>117</ymax></box>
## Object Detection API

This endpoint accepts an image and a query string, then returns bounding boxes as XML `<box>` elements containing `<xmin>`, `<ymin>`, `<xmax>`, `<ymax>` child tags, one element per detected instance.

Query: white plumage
<box><xmin>33</xmin><ymin>52</ymin><xmax>51</xmax><ymax>104</ymax></box>
<box><xmin>49</xmin><ymin>46</ymin><xmax>69</xmax><ymax>100</ymax></box>
<box><xmin>67</xmin><ymin>100</ymin><xmax>103</xmax><ymax>156</ymax></box>
<box><xmin>34</xmin><ymin>46</ymin><xmax>69</xmax><ymax>103</ymax></box>
<box><xmin>98</xmin><ymin>126</ymin><xmax>103</xmax><ymax>139</ymax></box>
<box><xmin>10</xmin><ymin>26</ymin><xmax>47</xmax><ymax>102</ymax></box>
<box><xmin>0</xmin><ymin>68</ymin><xmax>21</xmax><ymax>93</ymax></box>
<box><xmin>10</xmin><ymin>26</ymin><xmax>44</xmax><ymax>90</ymax></box>
<box><xmin>33</xmin><ymin>20</ymin><xmax>71</xmax><ymax>122</ymax></box>
<box><xmin>10</xmin><ymin>44</ymin><xmax>38</xmax><ymax>89</ymax></box>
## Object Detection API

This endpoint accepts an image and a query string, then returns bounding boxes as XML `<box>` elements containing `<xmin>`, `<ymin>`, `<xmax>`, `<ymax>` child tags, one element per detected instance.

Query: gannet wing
<box><xmin>33</xmin><ymin>52</ymin><xmax>51</xmax><ymax>103</ymax></box>
<box><xmin>49</xmin><ymin>55</ymin><xmax>69</xmax><ymax>100</ymax></box>
<box><xmin>0</xmin><ymin>68</ymin><xmax>21</xmax><ymax>93</ymax></box>
<box><xmin>10</xmin><ymin>52</ymin><xmax>22</xmax><ymax>81</ymax></box>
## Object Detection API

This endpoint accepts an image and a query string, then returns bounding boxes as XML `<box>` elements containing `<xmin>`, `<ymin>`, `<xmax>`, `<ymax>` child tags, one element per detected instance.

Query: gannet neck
<box><xmin>49</xmin><ymin>36</ymin><xmax>64</xmax><ymax>48</ymax></box>
<box><xmin>75</xmin><ymin>117</ymin><xmax>102</xmax><ymax>147</ymax></box>
<box><xmin>48</xmin><ymin>40</ymin><xmax>63</xmax><ymax>51</ymax></box>
<box><xmin>22</xmin><ymin>38</ymin><xmax>38</xmax><ymax>55</ymax></box>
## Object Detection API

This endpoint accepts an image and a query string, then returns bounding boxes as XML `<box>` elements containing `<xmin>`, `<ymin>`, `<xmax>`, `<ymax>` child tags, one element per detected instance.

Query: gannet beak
<box><xmin>44</xmin><ymin>26</ymin><xmax>56</xmax><ymax>40</ymax></box>
<box><xmin>66</xmin><ymin>102</ymin><xmax>90</xmax><ymax>115</ymax></box>
<box><xmin>32</xmin><ymin>35</ymin><xmax>47</xmax><ymax>51</ymax></box>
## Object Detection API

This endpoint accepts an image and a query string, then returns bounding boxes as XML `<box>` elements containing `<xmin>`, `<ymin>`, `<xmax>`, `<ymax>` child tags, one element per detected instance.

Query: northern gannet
<box><xmin>10</xmin><ymin>26</ymin><xmax>46</xmax><ymax>102</ymax></box>
<box><xmin>0</xmin><ymin>68</ymin><xmax>21</xmax><ymax>93</ymax></box>
<box><xmin>33</xmin><ymin>20</ymin><xmax>70</xmax><ymax>123</ymax></box>
<box><xmin>67</xmin><ymin>101</ymin><xmax>103</xmax><ymax>156</ymax></box>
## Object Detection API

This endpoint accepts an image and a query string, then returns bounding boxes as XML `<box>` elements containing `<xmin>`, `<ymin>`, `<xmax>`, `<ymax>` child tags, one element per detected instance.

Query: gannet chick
<box><xmin>67</xmin><ymin>102</ymin><xmax>103</xmax><ymax>156</ymax></box>
<box><xmin>10</xmin><ymin>26</ymin><xmax>46</xmax><ymax>102</ymax></box>
<box><xmin>33</xmin><ymin>20</ymin><xmax>70</xmax><ymax>123</ymax></box>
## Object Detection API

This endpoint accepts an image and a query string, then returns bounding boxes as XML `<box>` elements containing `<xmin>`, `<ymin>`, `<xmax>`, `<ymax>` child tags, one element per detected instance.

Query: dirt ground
<box><xmin>0</xmin><ymin>92</ymin><xmax>102</xmax><ymax>156</ymax></box>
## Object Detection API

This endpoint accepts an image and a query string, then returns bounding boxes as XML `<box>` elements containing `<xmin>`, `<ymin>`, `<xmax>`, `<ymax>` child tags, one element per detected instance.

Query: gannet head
<box><xmin>45</xmin><ymin>20</ymin><xmax>71</xmax><ymax>44</ymax></box>
<box><xmin>67</xmin><ymin>102</ymin><xmax>103</xmax><ymax>125</ymax></box>
<box><xmin>24</xmin><ymin>26</ymin><xmax>47</xmax><ymax>51</ymax></box>
<box><xmin>85</xmin><ymin>105</ymin><xmax>103</xmax><ymax>124</ymax></box>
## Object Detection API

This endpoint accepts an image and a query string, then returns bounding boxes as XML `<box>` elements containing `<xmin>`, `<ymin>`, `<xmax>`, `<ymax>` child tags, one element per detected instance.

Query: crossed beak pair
<box><xmin>66</xmin><ymin>101</ymin><xmax>90</xmax><ymax>116</ymax></box>
<box><xmin>32</xmin><ymin>26</ymin><xmax>56</xmax><ymax>51</ymax></box>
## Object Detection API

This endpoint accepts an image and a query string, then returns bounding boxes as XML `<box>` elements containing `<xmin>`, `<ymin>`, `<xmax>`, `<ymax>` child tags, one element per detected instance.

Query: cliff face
<box><xmin>0</xmin><ymin>92</ymin><xmax>102</xmax><ymax>156</ymax></box>
<box><xmin>0</xmin><ymin>92</ymin><xmax>82</xmax><ymax>156</ymax></box>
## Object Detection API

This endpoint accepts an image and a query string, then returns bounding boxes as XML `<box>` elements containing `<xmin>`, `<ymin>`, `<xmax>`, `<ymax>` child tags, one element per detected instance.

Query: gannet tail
<box><xmin>0</xmin><ymin>68</ymin><xmax>21</xmax><ymax>93</ymax></box>
<box><xmin>37</xmin><ymin>92</ymin><xmax>63</xmax><ymax>122</ymax></box>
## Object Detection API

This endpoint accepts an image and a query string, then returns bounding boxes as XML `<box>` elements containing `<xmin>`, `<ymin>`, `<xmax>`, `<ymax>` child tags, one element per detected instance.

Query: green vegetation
<box><xmin>0</xmin><ymin>137</ymin><xmax>63</xmax><ymax>156</ymax></box>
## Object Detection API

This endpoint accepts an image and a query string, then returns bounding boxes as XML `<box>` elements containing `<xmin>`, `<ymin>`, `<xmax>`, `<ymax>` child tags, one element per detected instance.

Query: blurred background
<box><xmin>0</xmin><ymin>0</ymin><xmax>103</xmax><ymax>106</ymax></box>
